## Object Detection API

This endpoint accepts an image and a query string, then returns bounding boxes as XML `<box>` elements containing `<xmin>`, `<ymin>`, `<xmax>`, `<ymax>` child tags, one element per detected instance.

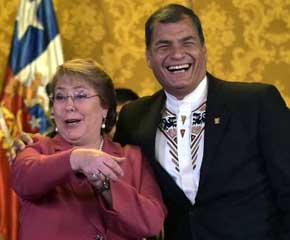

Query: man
<box><xmin>114</xmin><ymin>3</ymin><xmax>290</xmax><ymax>240</ymax></box>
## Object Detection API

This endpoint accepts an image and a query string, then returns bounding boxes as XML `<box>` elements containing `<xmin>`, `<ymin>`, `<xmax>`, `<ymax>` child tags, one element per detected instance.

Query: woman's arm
<box><xmin>98</xmin><ymin>145</ymin><xmax>167</xmax><ymax>238</ymax></box>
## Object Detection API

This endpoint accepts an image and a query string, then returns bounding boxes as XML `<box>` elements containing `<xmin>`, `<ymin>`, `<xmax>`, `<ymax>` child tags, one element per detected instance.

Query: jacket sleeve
<box><xmin>11</xmin><ymin>137</ymin><xmax>73</xmax><ymax>200</ymax></box>
<box><xmin>98</xmin><ymin>145</ymin><xmax>167</xmax><ymax>238</ymax></box>
<box><xmin>259</xmin><ymin>85</ymin><xmax>290</xmax><ymax>239</ymax></box>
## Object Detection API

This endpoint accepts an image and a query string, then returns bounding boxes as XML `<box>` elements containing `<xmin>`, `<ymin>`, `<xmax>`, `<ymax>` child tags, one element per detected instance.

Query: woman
<box><xmin>11</xmin><ymin>59</ymin><xmax>166</xmax><ymax>240</ymax></box>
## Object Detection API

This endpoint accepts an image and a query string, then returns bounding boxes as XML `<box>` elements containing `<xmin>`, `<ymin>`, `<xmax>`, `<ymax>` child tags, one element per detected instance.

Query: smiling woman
<box><xmin>10</xmin><ymin>58</ymin><xmax>166</xmax><ymax>240</ymax></box>
<box><xmin>50</xmin><ymin>62</ymin><xmax>111</xmax><ymax>147</ymax></box>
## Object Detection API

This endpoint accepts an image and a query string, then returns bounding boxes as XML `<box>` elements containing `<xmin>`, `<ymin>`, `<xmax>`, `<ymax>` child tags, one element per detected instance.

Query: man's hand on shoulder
<box><xmin>9</xmin><ymin>132</ymin><xmax>35</xmax><ymax>164</ymax></box>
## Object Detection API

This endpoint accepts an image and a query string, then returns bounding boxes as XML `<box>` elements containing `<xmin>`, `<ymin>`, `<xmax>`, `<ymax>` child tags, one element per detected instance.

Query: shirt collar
<box><xmin>165</xmin><ymin>75</ymin><xmax>208</xmax><ymax>113</ymax></box>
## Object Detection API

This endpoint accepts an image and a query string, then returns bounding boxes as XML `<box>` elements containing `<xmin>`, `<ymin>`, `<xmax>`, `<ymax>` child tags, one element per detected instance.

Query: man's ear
<box><xmin>201</xmin><ymin>44</ymin><xmax>207</xmax><ymax>63</ymax></box>
<box><xmin>202</xmin><ymin>44</ymin><xmax>207</xmax><ymax>56</ymax></box>
<box><xmin>145</xmin><ymin>49</ymin><xmax>152</xmax><ymax>69</ymax></box>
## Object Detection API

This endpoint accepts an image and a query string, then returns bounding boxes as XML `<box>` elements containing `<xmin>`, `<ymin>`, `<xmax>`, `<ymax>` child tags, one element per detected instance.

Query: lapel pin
<box><xmin>214</xmin><ymin>117</ymin><xmax>220</xmax><ymax>125</ymax></box>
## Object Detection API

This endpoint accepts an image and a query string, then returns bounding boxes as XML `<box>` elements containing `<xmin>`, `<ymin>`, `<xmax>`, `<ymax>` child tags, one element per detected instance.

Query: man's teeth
<box><xmin>167</xmin><ymin>64</ymin><xmax>191</xmax><ymax>72</ymax></box>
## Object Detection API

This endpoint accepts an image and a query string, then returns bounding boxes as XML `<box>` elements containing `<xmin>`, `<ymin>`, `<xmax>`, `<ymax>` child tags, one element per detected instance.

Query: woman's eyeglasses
<box><xmin>51</xmin><ymin>93</ymin><xmax>99</xmax><ymax>104</ymax></box>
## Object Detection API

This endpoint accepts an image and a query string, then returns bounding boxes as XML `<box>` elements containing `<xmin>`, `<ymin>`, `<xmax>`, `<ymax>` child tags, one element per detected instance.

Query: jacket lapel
<box><xmin>196</xmin><ymin>74</ymin><xmax>231</xmax><ymax>200</ymax></box>
<box><xmin>138</xmin><ymin>91</ymin><xmax>192</xmax><ymax>207</ymax></box>
<box><xmin>138</xmin><ymin>90</ymin><xmax>165</xmax><ymax>164</ymax></box>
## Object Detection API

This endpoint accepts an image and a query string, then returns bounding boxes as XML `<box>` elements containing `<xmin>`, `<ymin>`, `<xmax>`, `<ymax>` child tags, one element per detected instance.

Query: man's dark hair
<box><xmin>145</xmin><ymin>4</ymin><xmax>205</xmax><ymax>48</ymax></box>
<box><xmin>115</xmin><ymin>88</ymin><xmax>139</xmax><ymax>104</ymax></box>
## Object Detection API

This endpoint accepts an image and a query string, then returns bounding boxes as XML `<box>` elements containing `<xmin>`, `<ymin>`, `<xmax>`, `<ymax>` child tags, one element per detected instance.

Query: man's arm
<box><xmin>259</xmin><ymin>85</ymin><xmax>290</xmax><ymax>239</ymax></box>
<box><xmin>9</xmin><ymin>132</ymin><xmax>34</xmax><ymax>164</ymax></box>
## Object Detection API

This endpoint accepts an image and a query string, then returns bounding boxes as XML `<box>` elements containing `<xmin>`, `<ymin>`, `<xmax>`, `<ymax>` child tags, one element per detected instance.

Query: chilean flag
<box><xmin>0</xmin><ymin>0</ymin><xmax>63</xmax><ymax>239</ymax></box>
<box><xmin>1</xmin><ymin>0</ymin><xmax>63</xmax><ymax>136</ymax></box>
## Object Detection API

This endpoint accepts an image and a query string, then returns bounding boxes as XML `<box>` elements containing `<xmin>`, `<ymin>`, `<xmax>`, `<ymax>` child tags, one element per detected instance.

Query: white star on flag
<box><xmin>29</xmin><ymin>115</ymin><xmax>41</xmax><ymax>129</ymax></box>
<box><xmin>17</xmin><ymin>0</ymin><xmax>43</xmax><ymax>40</ymax></box>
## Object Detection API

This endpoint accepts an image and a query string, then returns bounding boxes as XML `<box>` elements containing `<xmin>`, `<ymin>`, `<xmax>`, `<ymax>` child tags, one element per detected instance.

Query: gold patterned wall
<box><xmin>0</xmin><ymin>0</ymin><xmax>290</xmax><ymax>106</ymax></box>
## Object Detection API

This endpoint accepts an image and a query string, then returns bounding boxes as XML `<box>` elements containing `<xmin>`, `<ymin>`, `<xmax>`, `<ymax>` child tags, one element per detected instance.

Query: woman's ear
<box><xmin>103</xmin><ymin>109</ymin><xmax>108</xmax><ymax>119</ymax></box>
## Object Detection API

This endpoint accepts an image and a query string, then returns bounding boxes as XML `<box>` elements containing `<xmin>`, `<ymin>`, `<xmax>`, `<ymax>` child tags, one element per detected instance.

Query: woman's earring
<box><xmin>101</xmin><ymin>118</ymin><xmax>106</xmax><ymax>129</ymax></box>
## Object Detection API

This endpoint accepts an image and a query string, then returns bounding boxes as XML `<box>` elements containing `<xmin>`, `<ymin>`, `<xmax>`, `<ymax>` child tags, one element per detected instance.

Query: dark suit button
<box><xmin>95</xmin><ymin>234</ymin><xmax>104</xmax><ymax>240</ymax></box>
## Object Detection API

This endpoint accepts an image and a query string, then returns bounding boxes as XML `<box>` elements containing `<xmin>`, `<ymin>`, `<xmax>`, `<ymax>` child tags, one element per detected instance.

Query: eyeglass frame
<box><xmin>49</xmin><ymin>93</ymin><xmax>99</xmax><ymax>104</ymax></box>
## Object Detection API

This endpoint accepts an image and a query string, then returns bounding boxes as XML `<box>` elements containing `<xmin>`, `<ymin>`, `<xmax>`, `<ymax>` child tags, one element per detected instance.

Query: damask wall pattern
<box><xmin>0</xmin><ymin>0</ymin><xmax>289</xmax><ymax>106</ymax></box>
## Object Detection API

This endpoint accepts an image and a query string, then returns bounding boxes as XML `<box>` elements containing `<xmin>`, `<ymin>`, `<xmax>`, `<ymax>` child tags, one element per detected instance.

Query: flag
<box><xmin>0</xmin><ymin>0</ymin><xmax>63</xmax><ymax>239</ymax></box>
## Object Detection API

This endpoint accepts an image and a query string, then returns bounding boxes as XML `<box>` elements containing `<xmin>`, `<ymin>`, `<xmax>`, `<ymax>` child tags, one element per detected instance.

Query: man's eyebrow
<box><xmin>181</xmin><ymin>36</ymin><xmax>196</xmax><ymax>41</ymax></box>
<box><xmin>154</xmin><ymin>40</ymin><xmax>171</xmax><ymax>46</ymax></box>
<box><xmin>180</xmin><ymin>36</ymin><xmax>197</xmax><ymax>42</ymax></box>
